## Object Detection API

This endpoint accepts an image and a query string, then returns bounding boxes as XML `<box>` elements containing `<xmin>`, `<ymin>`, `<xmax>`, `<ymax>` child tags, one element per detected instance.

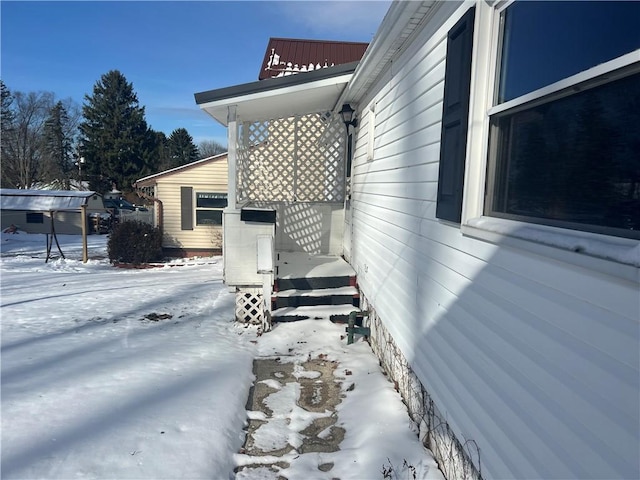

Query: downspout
<box><xmin>133</xmin><ymin>185</ymin><xmax>164</xmax><ymax>233</ymax></box>
<box><xmin>227</xmin><ymin>105</ymin><xmax>238</xmax><ymax>211</ymax></box>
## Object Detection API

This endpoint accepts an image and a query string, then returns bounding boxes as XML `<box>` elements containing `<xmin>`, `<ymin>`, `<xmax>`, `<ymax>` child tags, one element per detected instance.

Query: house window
<box><xmin>195</xmin><ymin>192</ymin><xmax>227</xmax><ymax>226</ymax></box>
<box><xmin>485</xmin><ymin>1</ymin><xmax>640</xmax><ymax>239</ymax></box>
<box><xmin>26</xmin><ymin>212</ymin><xmax>44</xmax><ymax>224</ymax></box>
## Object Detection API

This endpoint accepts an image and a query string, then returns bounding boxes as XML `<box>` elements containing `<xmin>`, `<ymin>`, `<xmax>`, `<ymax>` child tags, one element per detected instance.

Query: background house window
<box><xmin>26</xmin><ymin>212</ymin><xmax>44</xmax><ymax>224</ymax></box>
<box><xmin>195</xmin><ymin>192</ymin><xmax>227</xmax><ymax>226</ymax></box>
<box><xmin>486</xmin><ymin>1</ymin><xmax>640</xmax><ymax>239</ymax></box>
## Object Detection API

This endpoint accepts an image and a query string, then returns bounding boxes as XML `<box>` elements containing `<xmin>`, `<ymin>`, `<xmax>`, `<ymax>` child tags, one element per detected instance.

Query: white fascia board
<box><xmin>199</xmin><ymin>73</ymin><xmax>353</xmax><ymax>125</ymax></box>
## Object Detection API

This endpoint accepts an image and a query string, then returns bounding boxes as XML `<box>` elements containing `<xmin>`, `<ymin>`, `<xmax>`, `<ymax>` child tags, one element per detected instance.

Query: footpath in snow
<box><xmin>1</xmin><ymin>232</ymin><xmax>444</xmax><ymax>479</ymax></box>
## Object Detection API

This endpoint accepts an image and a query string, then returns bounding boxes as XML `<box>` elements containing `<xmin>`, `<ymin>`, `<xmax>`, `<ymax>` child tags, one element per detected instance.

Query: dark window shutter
<box><xmin>436</xmin><ymin>6</ymin><xmax>475</xmax><ymax>223</ymax></box>
<box><xmin>181</xmin><ymin>186</ymin><xmax>193</xmax><ymax>230</ymax></box>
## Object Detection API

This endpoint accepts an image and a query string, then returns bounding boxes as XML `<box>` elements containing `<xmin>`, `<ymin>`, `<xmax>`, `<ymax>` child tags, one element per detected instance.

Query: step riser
<box><xmin>275</xmin><ymin>276</ymin><xmax>355</xmax><ymax>292</ymax></box>
<box><xmin>271</xmin><ymin>313</ymin><xmax>357</xmax><ymax>324</ymax></box>
<box><xmin>273</xmin><ymin>295</ymin><xmax>359</xmax><ymax>309</ymax></box>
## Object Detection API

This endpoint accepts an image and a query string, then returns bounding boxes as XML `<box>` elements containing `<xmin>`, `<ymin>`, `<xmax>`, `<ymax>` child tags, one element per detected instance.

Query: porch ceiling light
<box><xmin>339</xmin><ymin>103</ymin><xmax>358</xmax><ymax>128</ymax></box>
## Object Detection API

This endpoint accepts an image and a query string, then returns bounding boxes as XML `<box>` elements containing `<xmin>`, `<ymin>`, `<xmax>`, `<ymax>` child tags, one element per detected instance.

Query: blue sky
<box><xmin>1</xmin><ymin>1</ymin><xmax>390</xmax><ymax>146</ymax></box>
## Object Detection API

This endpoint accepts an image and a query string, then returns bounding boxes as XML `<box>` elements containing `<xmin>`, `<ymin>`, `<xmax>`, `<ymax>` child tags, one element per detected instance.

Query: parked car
<box><xmin>103</xmin><ymin>198</ymin><xmax>136</xmax><ymax>212</ymax></box>
<box><xmin>103</xmin><ymin>198</ymin><xmax>151</xmax><ymax>225</ymax></box>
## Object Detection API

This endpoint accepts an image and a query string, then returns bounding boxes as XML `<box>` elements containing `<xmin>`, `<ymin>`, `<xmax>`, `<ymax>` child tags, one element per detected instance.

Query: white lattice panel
<box><xmin>237</xmin><ymin>112</ymin><xmax>345</xmax><ymax>203</ymax></box>
<box><xmin>235</xmin><ymin>288</ymin><xmax>264</xmax><ymax>324</ymax></box>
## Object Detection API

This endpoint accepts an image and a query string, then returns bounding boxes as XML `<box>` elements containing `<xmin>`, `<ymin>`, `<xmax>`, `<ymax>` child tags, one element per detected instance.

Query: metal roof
<box><xmin>259</xmin><ymin>38</ymin><xmax>369</xmax><ymax>80</ymax></box>
<box><xmin>0</xmin><ymin>189</ymin><xmax>98</xmax><ymax>212</ymax></box>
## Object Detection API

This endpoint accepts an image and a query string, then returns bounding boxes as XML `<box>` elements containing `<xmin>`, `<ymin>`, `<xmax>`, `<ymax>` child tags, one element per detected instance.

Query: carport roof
<box><xmin>0</xmin><ymin>189</ymin><xmax>98</xmax><ymax>212</ymax></box>
<box><xmin>194</xmin><ymin>61</ymin><xmax>357</xmax><ymax>126</ymax></box>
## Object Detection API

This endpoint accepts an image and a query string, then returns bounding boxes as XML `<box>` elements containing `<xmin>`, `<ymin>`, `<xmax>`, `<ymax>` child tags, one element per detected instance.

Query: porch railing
<box><xmin>237</xmin><ymin>111</ymin><xmax>346</xmax><ymax>204</ymax></box>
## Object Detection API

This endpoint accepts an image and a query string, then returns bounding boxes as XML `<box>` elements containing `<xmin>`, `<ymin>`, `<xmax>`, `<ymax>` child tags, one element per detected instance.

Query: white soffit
<box><xmin>197</xmin><ymin>73</ymin><xmax>353</xmax><ymax>126</ymax></box>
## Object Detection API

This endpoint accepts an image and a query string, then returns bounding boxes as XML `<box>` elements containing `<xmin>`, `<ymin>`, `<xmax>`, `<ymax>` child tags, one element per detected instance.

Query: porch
<box><xmin>195</xmin><ymin>63</ymin><xmax>359</xmax><ymax>325</ymax></box>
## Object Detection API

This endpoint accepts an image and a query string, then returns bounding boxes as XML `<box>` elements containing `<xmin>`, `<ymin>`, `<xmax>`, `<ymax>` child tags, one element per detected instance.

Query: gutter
<box><xmin>334</xmin><ymin>0</ymin><xmax>445</xmax><ymax>110</ymax></box>
<box><xmin>133</xmin><ymin>184</ymin><xmax>164</xmax><ymax>234</ymax></box>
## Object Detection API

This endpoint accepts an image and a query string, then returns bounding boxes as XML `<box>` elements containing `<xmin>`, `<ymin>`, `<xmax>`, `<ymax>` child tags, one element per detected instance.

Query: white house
<box><xmin>195</xmin><ymin>2</ymin><xmax>639</xmax><ymax>478</ymax></box>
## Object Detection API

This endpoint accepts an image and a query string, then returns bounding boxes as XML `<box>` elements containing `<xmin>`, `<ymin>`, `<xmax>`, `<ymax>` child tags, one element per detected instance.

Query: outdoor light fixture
<box><xmin>339</xmin><ymin>104</ymin><xmax>357</xmax><ymax>181</ymax></box>
<box><xmin>339</xmin><ymin>103</ymin><xmax>358</xmax><ymax>129</ymax></box>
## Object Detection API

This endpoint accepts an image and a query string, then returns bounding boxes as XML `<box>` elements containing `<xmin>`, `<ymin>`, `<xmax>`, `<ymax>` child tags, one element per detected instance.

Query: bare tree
<box><xmin>198</xmin><ymin>139</ymin><xmax>226</xmax><ymax>159</ymax></box>
<box><xmin>1</xmin><ymin>91</ymin><xmax>54</xmax><ymax>188</ymax></box>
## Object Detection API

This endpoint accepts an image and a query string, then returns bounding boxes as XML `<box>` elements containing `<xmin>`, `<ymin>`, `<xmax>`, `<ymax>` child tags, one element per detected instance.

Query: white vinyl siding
<box><xmin>348</xmin><ymin>3</ymin><xmax>639</xmax><ymax>479</ymax></box>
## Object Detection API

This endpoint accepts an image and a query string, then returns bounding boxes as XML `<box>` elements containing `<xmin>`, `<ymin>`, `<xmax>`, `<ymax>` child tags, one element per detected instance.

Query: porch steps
<box><xmin>273</xmin><ymin>286</ymin><xmax>359</xmax><ymax>309</ymax></box>
<box><xmin>272</xmin><ymin>253</ymin><xmax>359</xmax><ymax>323</ymax></box>
<box><xmin>271</xmin><ymin>304</ymin><xmax>360</xmax><ymax>323</ymax></box>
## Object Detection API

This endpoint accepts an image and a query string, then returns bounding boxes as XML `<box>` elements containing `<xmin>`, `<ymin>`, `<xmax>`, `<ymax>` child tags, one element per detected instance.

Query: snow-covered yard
<box><xmin>1</xmin><ymin>233</ymin><xmax>443</xmax><ymax>479</ymax></box>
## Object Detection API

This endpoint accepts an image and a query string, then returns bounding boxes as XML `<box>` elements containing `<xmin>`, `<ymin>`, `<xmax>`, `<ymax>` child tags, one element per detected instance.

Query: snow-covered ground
<box><xmin>1</xmin><ymin>232</ymin><xmax>444</xmax><ymax>479</ymax></box>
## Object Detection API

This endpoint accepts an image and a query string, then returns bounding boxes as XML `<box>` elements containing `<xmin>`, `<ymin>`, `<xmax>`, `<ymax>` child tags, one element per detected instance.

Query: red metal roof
<box><xmin>258</xmin><ymin>37</ymin><xmax>368</xmax><ymax>80</ymax></box>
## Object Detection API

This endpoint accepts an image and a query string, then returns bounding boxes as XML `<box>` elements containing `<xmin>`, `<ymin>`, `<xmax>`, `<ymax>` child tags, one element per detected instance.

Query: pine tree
<box><xmin>0</xmin><ymin>81</ymin><xmax>16</xmax><ymax>187</ymax></box>
<box><xmin>79</xmin><ymin>70</ymin><xmax>153</xmax><ymax>193</ymax></box>
<box><xmin>167</xmin><ymin>128</ymin><xmax>199</xmax><ymax>168</ymax></box>
<box><xmin>41</xmin><ymin>101</ymin><xmax>74</xmax><ymax>188</ymax></box>
<box><xmin>150</xmin><ymin>130</ymin><xmax>171</xmax><ymax>171</ymax></box>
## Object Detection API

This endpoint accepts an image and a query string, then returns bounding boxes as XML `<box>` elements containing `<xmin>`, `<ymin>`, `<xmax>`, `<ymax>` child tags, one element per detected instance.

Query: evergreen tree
<box><xmin>167</xmin><ymin>128</ymin><xmax>199</xmax><ymax>168</ymax></box>
<box><xmin>1</xmin><ymin>81</ymin><xmax>14</xmax><ymax>153</ymax></box>
<box><xmin>41</xmin><ymin>101</ymin><xmax>74</xmax><ymax>188</ymax></box>
<box><xmin>150</xmin><ymin>130</ymin><xmax>171</xmax><ymax>171</ymax></box>
<box><xmin>0</xmin><ymin>81</ymin><xmax>16</xmax><ymax>187</ymax></box>
<box><xmin>79</xmin><ymin>70</ymin><xmax>153</xmax><ymax>193</ymax></box>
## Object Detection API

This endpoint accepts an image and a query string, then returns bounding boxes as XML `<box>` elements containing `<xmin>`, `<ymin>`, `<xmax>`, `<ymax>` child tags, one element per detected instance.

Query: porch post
<box><xmin>227</xmin><ymin>105</ymin><xmax>238</xmax><ymax>210</ymax></box>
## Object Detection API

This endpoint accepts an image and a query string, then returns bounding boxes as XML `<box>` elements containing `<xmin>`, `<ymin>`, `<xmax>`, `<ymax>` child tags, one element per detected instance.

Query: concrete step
<box><xmin>271</xmin><ymin>304</ymin><xmax>359</xmax><ymax>323</ymax></box>
<box><xmin>275</xmin><ymin>275</ymin><xmax>355</xmax><ymax>292</ymax></box>
<box><xmin>272</xmin><ymin>286</ymin><xmax>359</xmax><ymax>309</ymax></box>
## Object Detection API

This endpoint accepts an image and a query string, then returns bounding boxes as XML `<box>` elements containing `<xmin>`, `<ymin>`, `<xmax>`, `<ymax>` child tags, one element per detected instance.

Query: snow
<box><xmin>277</xmin><ymin>252</ymin><xmax>356</xmax><ymax>278</ymax></box>
<box><xmin>1</xmin><ymin>233</ymin><xmax>444</xmax><ymax>480</ymax></box>
<box><xmin>467</xmin><ymin>216</ymin><xmax>640</xmax><ymax>267</ymax></box>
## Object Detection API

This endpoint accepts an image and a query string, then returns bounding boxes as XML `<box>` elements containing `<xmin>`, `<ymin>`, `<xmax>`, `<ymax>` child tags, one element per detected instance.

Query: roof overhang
<box><xmin>194</xmin><ymin>62</ymin><xmax>358</xmax><ymax>126</ymax></box>
<box><xmin>338</xmin><ymin>1</ymin><xmax>442</xmax><ymax>106</ymax></box>
<box><xmin>134</xmin><ymin>152</ymin><xmax>228</xmax><ymax>187</ymax></box>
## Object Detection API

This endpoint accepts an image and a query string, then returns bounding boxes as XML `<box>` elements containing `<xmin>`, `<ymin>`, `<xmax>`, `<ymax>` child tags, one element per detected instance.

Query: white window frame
<box><xmin>195</xmin><ymin>192</ymin><xmax>227</xmax><ymax>227</ymax></box>
<box><xmin>461</xmin><ymin>0</ymin><xmax>640</xmax><ymax>279</ymax></box>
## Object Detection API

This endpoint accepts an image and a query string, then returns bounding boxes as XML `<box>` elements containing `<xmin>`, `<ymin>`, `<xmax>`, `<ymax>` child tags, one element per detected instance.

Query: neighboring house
<box><xmin>0</xmin><ymin>189</ymin><xmax>104</xmax><ymax>235</ymax></box>
<box><xmin>134</xmin><ymin>154</ymin><xmax>228</xmax><ymax>257</ymax></box>
<box><xmin>195</xmin><ymin>3</ymin><xmax>639</xmax><ymax>480</ymax></box>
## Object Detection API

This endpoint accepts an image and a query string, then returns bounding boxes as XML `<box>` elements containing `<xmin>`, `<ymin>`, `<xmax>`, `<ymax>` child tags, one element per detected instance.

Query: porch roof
<box><xmin>194</xmin><ymin>61</ymin><xmax>358</xmax><ymax>126</ymax></box>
